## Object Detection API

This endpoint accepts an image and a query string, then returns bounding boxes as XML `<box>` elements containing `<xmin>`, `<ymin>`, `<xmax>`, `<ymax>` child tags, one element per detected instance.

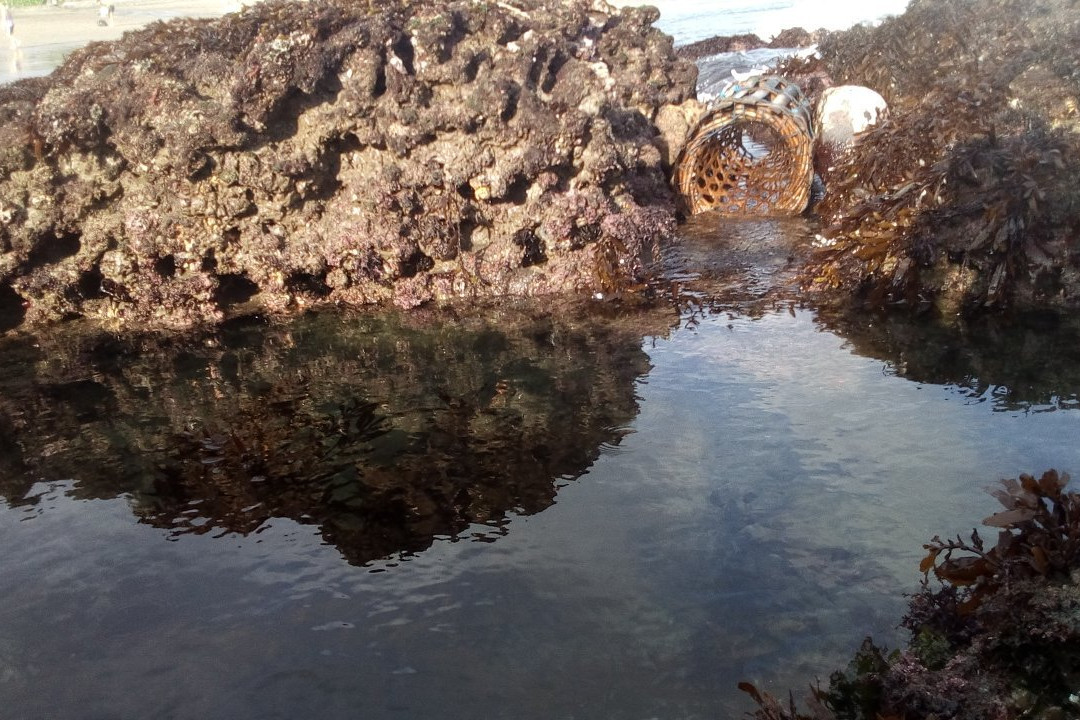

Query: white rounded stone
<box><xmin>814</xmin><ymin>85</ymin><xmax>888</xmax><ymax>147</ymax></box>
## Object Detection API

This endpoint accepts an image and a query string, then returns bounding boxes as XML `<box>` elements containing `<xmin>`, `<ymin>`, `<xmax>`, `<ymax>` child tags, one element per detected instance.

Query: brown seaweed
<box><xmin>742</xmin><ymin>469</ymin><xmax>1080</xmax><ymax>720</ymax></box>
<box><xmin>793</xmin><ymin>0</ymin><xmax>1080</xmax><ymax>314</ymax></box>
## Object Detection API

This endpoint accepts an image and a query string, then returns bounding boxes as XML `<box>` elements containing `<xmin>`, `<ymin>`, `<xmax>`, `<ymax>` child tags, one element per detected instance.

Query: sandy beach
<box><xmin>1</xmin><ymin>0</ymin><xmax>241</xmax><ymax>84</ymax></box>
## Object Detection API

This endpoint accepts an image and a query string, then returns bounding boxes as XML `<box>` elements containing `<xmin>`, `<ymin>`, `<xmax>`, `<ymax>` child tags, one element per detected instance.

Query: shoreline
<box><xmin>1</xmin><ymin>0</ymin><xmax>239</xmax><ymax>84</ymax></box>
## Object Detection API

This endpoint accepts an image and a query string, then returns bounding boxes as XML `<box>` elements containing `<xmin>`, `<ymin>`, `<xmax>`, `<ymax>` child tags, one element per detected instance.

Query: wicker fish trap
<box><xmin>673</xmin><ymin>75</ymin><xmax>814</xmax><ymax>216</ymax></box>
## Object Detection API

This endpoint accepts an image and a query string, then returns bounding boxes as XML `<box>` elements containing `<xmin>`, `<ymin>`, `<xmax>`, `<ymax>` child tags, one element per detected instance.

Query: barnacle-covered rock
<box><xmin>0</xmin><ymin>0</ymin><xmax>697</xmax><ymax>331</ymax></box>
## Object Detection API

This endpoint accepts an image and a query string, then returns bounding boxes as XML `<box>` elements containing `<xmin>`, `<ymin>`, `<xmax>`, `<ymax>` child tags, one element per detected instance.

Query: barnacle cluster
<box><xmin>0</xmin><ymin>0</ymin><xmax>696</xmax><ymax>331</ymax></box>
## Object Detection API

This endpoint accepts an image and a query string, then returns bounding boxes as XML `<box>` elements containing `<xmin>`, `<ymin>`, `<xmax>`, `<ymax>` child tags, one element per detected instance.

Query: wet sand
<box><xmin>1</xmin><ymin>0</ymin><xmax>242</xmax><ymax>84</ymax></box>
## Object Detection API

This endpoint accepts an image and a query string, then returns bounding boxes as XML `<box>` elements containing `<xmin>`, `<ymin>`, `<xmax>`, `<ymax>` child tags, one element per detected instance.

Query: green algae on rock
<box><xmin>0</xmin><ymin>0</ymin><xmax>696</xmax><ymax>331</ymax></box>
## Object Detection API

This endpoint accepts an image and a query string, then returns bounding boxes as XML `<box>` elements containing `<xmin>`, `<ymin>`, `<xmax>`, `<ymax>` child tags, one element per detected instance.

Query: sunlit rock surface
<box><xmin>0</xmin><ymin>0</ymin><xmax>696</xmax><ymax>331</ymax></box>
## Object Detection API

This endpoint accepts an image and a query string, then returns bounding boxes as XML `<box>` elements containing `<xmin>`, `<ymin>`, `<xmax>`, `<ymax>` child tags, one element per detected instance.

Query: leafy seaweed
<box><xmin>743</xmin><ymin>470</ymin><xmax>1080</xmax><ymax>720</ymax></box>
<box><xmin>921</xmin><ymin>471</ymin><xmax>1079</xmax><ymax>607</ymax></box>
<box><xmin>787</xmin><ymin>0</ymin><xmax>1080</xmax><ymax>314</ymax></box>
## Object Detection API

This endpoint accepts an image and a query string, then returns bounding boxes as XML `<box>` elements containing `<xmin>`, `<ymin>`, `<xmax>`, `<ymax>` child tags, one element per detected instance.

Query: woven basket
<box><xmin>673</xmin><ymin>75</ymin><xmax>814</xmax><ymax>216</ymax></box>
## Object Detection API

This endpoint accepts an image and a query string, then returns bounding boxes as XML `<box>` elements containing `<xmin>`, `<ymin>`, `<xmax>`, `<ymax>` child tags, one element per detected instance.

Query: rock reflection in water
<box><xmin>819</xmin><ymin>309</ymin><xmax>1080</xmax><ymax>411</ymax></box>
<box><xmin>0</xmin><ymin>303</ymin><xmax>665</xmax><ymax>565</ymax></box>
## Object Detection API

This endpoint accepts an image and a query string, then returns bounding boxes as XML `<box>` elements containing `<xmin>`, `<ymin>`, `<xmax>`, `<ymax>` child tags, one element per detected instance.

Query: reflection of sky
<box><xmin>4</xmin><ymin>309</ymin><xmax>1079</xmax><ymax>719</ymax></box>
<box><xmin>642</xmin><ymin>310</ymin><xmax>1080</xmax><ymax>556</ymax></box>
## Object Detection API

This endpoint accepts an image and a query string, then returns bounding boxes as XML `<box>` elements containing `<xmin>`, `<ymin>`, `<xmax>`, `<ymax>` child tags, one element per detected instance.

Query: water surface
<box><xmin>2</xmin><ymin>1</ymin><xmax>1079</xmax><ymax>718</ymax></box>
<box><xmin>2</xmin><ymin>284</ymin><xmax>1080</xmax><ymax>719</ymax></box>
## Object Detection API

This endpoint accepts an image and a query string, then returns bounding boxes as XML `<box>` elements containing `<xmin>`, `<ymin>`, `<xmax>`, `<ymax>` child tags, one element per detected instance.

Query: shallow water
<box><xmin>2</xmin><ymin>272</ymin><xmax>1080</xmax><ymax>718</ymax></box>
<box><xmin>2</xmin><ymin>1</ymin><xmax>1079</xmax><ymax>717</ymax></box>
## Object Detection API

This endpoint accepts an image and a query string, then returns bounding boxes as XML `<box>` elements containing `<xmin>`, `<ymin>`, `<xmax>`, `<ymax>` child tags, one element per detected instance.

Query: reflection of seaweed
<box><xmin>144</xmin><ymin>395</ymin><xmax>389</xmax><ymax>536</ymax></box>
<box><xmin>0</xmin><ymin>302</ymin><xmax>662</xmax><ymax>565</ymax></box>
<box><xmin>816</xmin><ymin>308</ymin><xmax>1080</xmax><ymax>411</ymax></box>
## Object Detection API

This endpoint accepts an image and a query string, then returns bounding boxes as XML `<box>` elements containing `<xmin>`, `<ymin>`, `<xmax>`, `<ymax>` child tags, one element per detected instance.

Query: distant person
<box><xmin>2</xmin><ymin>5</ymin><xmax>14</xmax><ymax>37</ymax></box>
<box><xmin>97</xmin><ymin>0</ymin><xmax>114</xmax><ymax>26</ymax></box>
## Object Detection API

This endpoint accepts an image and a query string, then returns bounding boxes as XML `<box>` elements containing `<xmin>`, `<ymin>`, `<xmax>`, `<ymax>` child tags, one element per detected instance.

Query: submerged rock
<box><xmin>0</xmin><ymin>0</ymin><xmax>696</xmax><ymax>330</ymax></box>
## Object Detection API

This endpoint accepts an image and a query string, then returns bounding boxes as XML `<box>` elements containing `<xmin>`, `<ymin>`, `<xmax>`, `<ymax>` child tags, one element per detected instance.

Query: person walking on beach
<box><xmin>2</xmin><ymin>4</ymin><xmax>14</xmax><ymax>38</ymax></box>
<box><xmin>96</xmin><ymin>0</ymin><xmax>114</xmax><ymax>26</ymax></box>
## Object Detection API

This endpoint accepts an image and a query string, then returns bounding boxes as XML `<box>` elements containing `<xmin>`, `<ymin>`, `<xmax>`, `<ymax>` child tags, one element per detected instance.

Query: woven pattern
<box><xmin>674</xmin><ymin>76</ymin><xmax>814</xmax><ymax>216</ymax></box>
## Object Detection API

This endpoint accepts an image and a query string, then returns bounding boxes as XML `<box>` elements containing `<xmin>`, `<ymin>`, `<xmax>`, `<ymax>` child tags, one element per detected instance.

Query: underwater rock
<box><xmin>0</xmin><ymin>0</ymin><xmax>696</xmax><ymax>331</ymax></box>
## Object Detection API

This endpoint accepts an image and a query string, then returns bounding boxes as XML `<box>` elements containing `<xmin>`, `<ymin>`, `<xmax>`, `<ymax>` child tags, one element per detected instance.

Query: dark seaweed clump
<box><xmin>742</xmin><ymin>470</ymin><xmax>1080</xmax><ymax>720</ymax></box>
<box><xmin>777</xmin><ymin>0</ymin><xmax>1080</xmax><ymax>314</ymax></box>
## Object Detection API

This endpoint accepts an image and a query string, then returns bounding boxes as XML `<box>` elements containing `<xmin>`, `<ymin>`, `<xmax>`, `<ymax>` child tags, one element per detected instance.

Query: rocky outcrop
<box><xmin>0</xmin><ymin>0</ymin><xmax>696</xmax><ymax>331</ymax></box>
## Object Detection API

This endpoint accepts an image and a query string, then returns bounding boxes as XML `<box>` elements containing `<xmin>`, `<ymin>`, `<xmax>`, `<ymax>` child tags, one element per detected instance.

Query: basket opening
<box><xmin>687</xmin><ymin>120</ymin><xmax>797</xmax><ymax>212</ymax></box>
<box><xmin>672</xmin><ymin>76</ymin><xmax>814</xmax><ymax>217</ymax></box>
